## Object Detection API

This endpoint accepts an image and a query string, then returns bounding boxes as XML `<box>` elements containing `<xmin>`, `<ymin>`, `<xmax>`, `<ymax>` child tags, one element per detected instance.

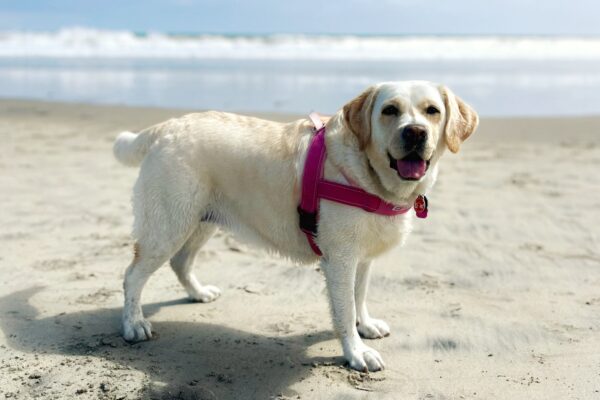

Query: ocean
<box><xmin>1</xmin><ymin>27</ymin><xmax>600</xmax><ymax>116</ymax></box>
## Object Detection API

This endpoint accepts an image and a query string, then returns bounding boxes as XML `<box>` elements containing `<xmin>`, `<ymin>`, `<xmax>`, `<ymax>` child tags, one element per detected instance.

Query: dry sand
<box><xmin>0</xmin><ymin>99</ymin><xmax>599</xmax><ymax>399</ymax></box>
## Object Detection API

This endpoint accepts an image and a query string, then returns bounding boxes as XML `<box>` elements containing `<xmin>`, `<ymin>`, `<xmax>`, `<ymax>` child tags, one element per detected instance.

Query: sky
<box><xmin>0</xmin><ymin>0</ymin><xmax>599</xmax><ymax>36</ymax></box>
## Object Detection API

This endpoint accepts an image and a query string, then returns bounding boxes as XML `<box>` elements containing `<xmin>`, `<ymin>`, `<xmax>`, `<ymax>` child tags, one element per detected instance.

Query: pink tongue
<box><xmin>396</xmin><ymin>159</ymin><xmax>427</xmax><ymax>179</ymax></box>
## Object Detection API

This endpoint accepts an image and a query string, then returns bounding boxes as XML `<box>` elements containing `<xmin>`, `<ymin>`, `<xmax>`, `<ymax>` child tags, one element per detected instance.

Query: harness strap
<box><xmin>308</xmin><ymin>112</ymin><xmax>324</xmax><ymax>130</ymax></box>
<box><xmin>298</xmin><ymin>123</ymin><xmax>326</xmax><ymax>221</ymax></box>
<box><xmin>318</xmin><ymin>181</ymin><xmax>410</xmax><ymax>215</ymax></box>
<box><xmin>298</xmin><ymin>123</ymin><xmax>327</xmax><ymax>256</ymax></box>
<box><xmin>298</xmin><ymin>113</ymin><xmax>416</xmax><ymax>256</ymax></box>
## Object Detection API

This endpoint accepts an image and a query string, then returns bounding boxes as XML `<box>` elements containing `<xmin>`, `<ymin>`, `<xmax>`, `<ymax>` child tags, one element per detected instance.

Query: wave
<box><xmin>1</xmin><ymin>27</ymin><xmax>600</xmax><ymax>60</ymax></box>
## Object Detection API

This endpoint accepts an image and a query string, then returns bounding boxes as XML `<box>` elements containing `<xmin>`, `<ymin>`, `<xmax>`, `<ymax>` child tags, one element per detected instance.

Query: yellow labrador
<box><xmin>113</xmin><ymin>81</ymin><xmax>478</xmax><ymax>371</ymax></box>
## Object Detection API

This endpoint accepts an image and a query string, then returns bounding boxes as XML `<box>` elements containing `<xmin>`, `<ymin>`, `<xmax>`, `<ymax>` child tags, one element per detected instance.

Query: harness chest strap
<box><xmin>298</xmin><ymin>113</ymin><xmax>428</xmax><ymax>256</ymax></box>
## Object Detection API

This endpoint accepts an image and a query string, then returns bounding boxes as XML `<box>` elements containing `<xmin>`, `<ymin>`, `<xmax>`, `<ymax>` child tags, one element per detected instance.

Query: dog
<box><xmin>113</xmin><ymin>81</ymin><xmax>478</xmax><ymax>372</ymax></box>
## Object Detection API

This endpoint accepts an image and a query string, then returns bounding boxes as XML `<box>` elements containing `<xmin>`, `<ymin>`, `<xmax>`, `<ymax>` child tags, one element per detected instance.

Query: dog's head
<box><xmin>342</xmin><ymin>81</ymin><xmax>478</xmax><ymax>195</ymax></box>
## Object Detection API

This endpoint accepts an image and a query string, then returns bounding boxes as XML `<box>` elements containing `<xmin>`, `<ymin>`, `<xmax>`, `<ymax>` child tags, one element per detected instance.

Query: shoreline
<box><xmin>3</xmin><ymin>96</ymin><xmax>600</xmax><ymax>138</ymax></box>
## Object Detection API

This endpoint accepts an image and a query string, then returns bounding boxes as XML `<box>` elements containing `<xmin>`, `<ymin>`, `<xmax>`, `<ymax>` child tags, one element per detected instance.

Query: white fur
<box><xmin>114</xmin><ymin>81</ymin><xmax>477</xmax><ymax>372</ymax></box>
<box><xmin>113</xmin><ymin>130</ymin><xmax>157</xmax><ymax>167</ymax></box>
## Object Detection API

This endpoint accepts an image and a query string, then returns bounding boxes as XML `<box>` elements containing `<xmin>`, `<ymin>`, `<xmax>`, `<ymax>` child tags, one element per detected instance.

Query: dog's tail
<box><xmin>113</xmin><ymin>129</ymin><xmax>158</xmax><ymax>167</ymax></box>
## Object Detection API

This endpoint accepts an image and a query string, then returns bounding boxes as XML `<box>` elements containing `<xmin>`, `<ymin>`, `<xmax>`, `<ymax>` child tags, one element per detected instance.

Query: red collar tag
<box><xmin>414</xmin><ymin>195</ymin><xmax>428</xmax><ymax>218</ymax></box>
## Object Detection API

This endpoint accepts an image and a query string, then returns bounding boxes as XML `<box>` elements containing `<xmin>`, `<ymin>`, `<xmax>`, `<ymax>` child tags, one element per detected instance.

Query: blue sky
<box><xmin>0</xmin><ymin>0</ymin><xmax>598</xmax><ymax>35</ymax></box>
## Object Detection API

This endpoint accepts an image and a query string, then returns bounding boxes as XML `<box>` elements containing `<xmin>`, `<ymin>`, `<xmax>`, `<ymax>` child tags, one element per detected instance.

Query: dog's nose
<box><xmin>402</xmin><ymin>124</ymin><xmax>427</xmax><ymax>150</ymax></box>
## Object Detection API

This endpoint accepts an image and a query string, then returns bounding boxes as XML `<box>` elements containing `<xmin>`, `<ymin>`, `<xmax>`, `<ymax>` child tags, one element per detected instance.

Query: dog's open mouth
<box><xmin>389</xmin><ymin>152</ymin><xmax>430</xmax><ymax>180</ymax></box>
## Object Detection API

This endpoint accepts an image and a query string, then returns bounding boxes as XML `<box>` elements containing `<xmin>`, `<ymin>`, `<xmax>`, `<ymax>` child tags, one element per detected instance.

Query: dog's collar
<box><xmin>298</xmin><ymin>112</ymin><xmax>428</xmax><ymax>256</ymax></box>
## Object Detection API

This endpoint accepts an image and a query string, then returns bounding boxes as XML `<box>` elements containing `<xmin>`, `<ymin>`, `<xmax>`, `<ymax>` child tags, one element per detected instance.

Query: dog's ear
<box><xmin>439</xmin><ymin>85</ymin><xmax>479</xmax><ymax>153</ymax></box>
<box><xmin>343</xmin><ymin>86</ymin><xmax>378</xmax><ymax>150</ymax></box>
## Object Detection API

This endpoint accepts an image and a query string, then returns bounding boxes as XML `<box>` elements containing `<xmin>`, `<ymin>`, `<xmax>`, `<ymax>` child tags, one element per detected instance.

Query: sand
<box><xmin>0</xmin><ymin>99</ymin><xmax>598</xmax><ymax>400</ymax></box>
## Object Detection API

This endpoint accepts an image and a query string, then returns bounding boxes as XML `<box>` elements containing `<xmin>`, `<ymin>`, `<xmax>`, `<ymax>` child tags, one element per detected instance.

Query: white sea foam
<box><xmin>1</xmin><ymin>27</ymin><xmax>600</xmax><ymax>60</ymax></box>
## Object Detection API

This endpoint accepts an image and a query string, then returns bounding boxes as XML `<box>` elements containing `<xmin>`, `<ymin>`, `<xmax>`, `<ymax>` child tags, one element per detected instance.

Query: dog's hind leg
<box><xmin>170</xmin><ymin>223</ymin><xmax>220</xmax><ymax>303</ymax></box>
<box><xmin>122</xmin><ymin>159</ymin><xmax>207</xmax><ymax>343</ymax></box>
<box><xmin>122</xmin><ymin>242</ymin><xmax>172</xmax><ymax>342</ymax></box>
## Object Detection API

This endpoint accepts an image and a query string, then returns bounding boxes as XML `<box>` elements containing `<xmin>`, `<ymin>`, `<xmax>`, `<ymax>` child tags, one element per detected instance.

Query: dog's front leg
<box><xmin>321</xmin><ymin>256</ymin><xmax>385</xmax><ymax>372</ymax></box>
<box><xmin>355</xmin><ymin>261</ymin><xmax>391</xmax><ymax>339</ymax></box>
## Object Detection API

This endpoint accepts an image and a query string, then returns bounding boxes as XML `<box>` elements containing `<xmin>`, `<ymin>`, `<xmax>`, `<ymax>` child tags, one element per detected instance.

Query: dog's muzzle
<box><xmin>388</xmin><ymin>124</ymin><xmax>431</xmax><ymax>180</ymax></box>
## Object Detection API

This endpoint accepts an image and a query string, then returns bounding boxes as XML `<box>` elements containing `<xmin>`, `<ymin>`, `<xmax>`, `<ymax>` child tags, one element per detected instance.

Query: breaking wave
<box><xmin>1</xmin><ymin>27</ymin><xmax>600</xmax><ymax>60</ymax></box>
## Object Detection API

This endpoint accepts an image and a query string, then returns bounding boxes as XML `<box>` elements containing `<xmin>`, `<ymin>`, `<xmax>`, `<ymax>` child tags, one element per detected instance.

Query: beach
<box><xmin>0</xmin><ymin>99</ymin><xmax>598</xmax><ymax>399</ymax></box>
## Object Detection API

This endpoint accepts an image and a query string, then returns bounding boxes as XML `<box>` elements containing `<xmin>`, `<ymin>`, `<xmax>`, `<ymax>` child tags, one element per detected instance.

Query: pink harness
<box><xmin>298</xmin><ymin>113</ymin><xmax>428</xmax><ymax>256</ymax></box>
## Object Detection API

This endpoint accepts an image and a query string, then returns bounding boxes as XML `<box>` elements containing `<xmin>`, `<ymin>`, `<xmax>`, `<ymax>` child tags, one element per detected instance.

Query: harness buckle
<box><xmin>297</xmin><ymin>206</ymin><xmax>318</xmax><ymax>235</ymax></box>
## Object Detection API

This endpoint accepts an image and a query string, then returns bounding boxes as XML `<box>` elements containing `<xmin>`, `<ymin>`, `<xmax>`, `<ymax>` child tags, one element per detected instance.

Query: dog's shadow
<box><xmin>0</xmin><ymin>287</ymin><xmax>338</xmax><ymax>399</ymax></box>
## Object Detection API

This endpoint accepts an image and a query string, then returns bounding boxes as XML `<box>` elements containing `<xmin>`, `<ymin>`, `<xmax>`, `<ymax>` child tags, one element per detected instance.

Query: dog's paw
<box><xmin>357</xmin><ymin>318</ymin><xmax>390</xmax><ymax>339</ymax></box>
<box><xmin>122</xmin><ymin>317</ymin><xmax>152</xmax><ymax>342</ymax></box>
<box><xmin>188</xmin><ymin>285</ymin><xmax>221</xmax><ymax>303</ymax></box>
<box><xmin>345</xmin><ymin>343</ymin><xmax>386</xmax><ymax>372</ymax></box>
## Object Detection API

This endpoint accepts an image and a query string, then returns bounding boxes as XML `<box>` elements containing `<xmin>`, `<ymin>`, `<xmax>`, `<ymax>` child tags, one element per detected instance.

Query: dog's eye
<box><xmin>382</xmin><ymin>105</ymin><xmax>399</xmax><ymax>116</ymax></box>
<box><xmin>426</xmin><ymin>105</ymin><xmax>440</xmax><ymax>115</ymax></box>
